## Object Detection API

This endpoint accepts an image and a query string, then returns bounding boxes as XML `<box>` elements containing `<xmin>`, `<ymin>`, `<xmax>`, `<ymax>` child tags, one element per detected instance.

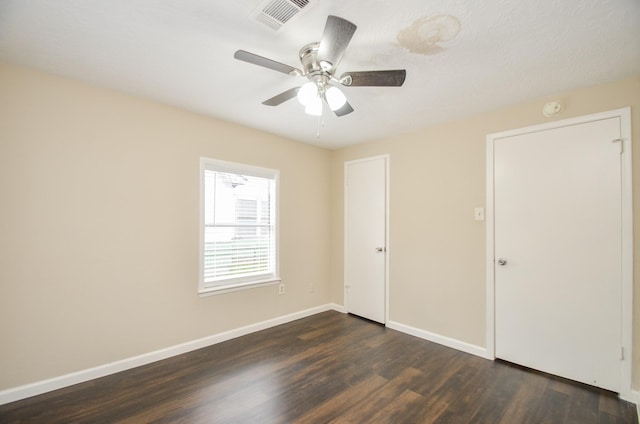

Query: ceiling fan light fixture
<box><xmin>325</xmin><ymin>86</ymin><xmax>347</xmax><ymax>111</ymax></box>
<box><xmin>235</xmin><ymin>15</ymin><xmax>407</xmax><ymax>118</ymax></box>
<box><xmin>305</xmin><ymin>96</ymin><xmax>323</xmax><ymax>116</ymax></box>
<box><xmin>297</xmin><ymin>81</ymin><xmax>318</xmax><ymax>106</ymax></box>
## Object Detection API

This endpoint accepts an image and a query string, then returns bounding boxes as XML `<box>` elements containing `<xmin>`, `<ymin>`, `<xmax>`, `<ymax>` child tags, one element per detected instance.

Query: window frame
<box><xmin>199</xmin><ymin>157</ymin><xmax>280</xmax><ymax>296</ymax></box>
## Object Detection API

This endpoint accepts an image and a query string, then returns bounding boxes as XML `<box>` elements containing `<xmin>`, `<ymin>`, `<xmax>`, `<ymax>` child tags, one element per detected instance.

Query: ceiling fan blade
<box><xmin>234</xmin><ymin>50</ymin><xmax>302</xmax><ymax>76</ymax></box>
<box><xmin>333</xmin><ymin>101</ymin><xmax>354</xmax><ymax>117</ymax></box>
<box><xmin>262</xmin><ymin>87</ymin><xmax>300</xmax><ymax>106</ymax></box>
<box><xmin>340</xmin><ymin>70</ymin><xmax>406</xmax><ymax>87</ymax></box>
<box><xmin>317</xmin><ymin>15</ymin><xmax>357</xmax><ymax>70</ymax></box>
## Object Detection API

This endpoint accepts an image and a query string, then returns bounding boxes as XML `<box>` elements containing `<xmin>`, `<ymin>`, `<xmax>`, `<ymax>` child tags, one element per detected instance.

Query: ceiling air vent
<box><xmin>252</xmin><ymin>0</ymin><xmax>311</xmax><ymax>31</ymax></box>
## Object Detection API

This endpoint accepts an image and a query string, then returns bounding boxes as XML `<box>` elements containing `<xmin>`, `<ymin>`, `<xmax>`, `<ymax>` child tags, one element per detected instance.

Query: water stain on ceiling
<box><xmin>1</xmin><ymin>1</ymin><xmax>638</xmax><ymax>148</ymax></box>
<box><xmin>397</xmin><ymin>15</ymin><xmax>461</xmax><ymax>55</ymax></box>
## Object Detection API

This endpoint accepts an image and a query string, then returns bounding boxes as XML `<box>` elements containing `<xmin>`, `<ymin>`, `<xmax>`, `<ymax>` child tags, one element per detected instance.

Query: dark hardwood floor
<box><xmin>0</xmin><ymin>311</ymin><xmax>636</xmax><ymax>423</ymax></box>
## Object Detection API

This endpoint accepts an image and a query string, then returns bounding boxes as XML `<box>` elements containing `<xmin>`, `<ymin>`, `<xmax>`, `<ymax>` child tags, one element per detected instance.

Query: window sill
<box><xmin>198</xmin><ymin>278</ymin><xmax>281</xmax><ymax>297</ymax></box>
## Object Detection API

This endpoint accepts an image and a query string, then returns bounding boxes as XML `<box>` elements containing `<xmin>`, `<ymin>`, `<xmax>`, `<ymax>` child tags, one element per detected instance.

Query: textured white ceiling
<box><xmin>1</xmin><ymin>0</ymin><xmax>639</xmax><ymax>148</ymax></box>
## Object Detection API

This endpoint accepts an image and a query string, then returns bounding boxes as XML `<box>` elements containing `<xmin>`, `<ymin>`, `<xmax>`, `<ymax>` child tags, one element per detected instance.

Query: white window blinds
<box><xmin>200</xmin><ymin>159</ymin><xmax>278</xmax><ymax>292</ymax></box>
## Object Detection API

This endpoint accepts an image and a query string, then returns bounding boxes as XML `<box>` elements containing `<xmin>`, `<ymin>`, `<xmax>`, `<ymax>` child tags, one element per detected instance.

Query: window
<box><xmin>200</xmin><ymin>158</ymin><xmax>279</xmax><ymax>294</ymax></box>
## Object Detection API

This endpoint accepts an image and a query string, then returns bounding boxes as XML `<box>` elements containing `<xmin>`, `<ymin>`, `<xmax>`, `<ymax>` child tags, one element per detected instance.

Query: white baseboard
<box><xmin>386</xmin><ymin>320</ymin><xmax>490</xmax><ymax>359</ymax></box>
<box><xmin>329</xmin><ymin>303</ymin><xmax>347</xmax><ymax>313</ymax></box>
<box><xmin>0</xmin><ymin>303</ymin><xmax>341</xmax><ymax>406</ymax></box>
<box><xmin>386</xmin><ymin>321</ymin><xmax>640</xmax><ymax>408</ymax></box>
<box><xmin>619</xmin><ymin>388</ymin><xmax>637</xmax><ymax>404</ymax></box>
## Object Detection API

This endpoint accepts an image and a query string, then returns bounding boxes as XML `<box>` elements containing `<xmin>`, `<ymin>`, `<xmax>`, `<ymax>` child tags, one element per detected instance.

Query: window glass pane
<box><xmin>203</xmin><ymin>227</ymin><xmax>272</xmax><ymax>282</ymax></box>
<box><xmin>212</xmin><ymin>172</ymin><xmax>271</xmax><ymax>226</ymax></box>
<box><xmin>260</xmin><ymin>200</ymin><xmax>270</xmax><ymax>224</ymax></box>
<box><xmin>203</xmin><ymin>171</ymin><xmax>216</xmax><ymax>226</ymax></box>
<box><xmin>201</xmin><ymin>162</ymin><xmax>277</xmax><ymax>290</ymax></box>
<box><xmin>236</xmin><ymin>199</ymin><xmax>258</xmax><ymax>239</ymax></box>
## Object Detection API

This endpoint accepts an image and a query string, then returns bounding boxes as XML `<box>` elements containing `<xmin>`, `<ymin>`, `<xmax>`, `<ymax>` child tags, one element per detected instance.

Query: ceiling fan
<box><xmin>234</xmin><ymin>15</ymin><xmax>406</xmax><ymax>117</ymax></box>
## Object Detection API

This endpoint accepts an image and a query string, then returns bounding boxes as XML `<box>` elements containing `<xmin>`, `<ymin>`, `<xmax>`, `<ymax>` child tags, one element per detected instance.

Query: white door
<box><xmin>345</xmin><ymin>156</ymin><xmax>387</xmax><ymax>324</ymax></box>
<box><xmin>494</xmin><ymin>117</ymin><xmax>622</xmax><ymax>392</ymax></box>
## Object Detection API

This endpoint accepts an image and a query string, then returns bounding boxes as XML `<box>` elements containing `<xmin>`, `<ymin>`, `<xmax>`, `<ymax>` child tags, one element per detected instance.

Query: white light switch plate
<box><xmin>474</xmin><ymin>207</ymin><xmax>485</xmax><ymax>221</ymax></box>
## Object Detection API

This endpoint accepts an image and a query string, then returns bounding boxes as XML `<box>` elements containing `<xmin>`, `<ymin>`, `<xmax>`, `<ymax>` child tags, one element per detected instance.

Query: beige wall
<box><xmin>330</xmin><ymin>75</ymin><xmax>640</xmax><ymax>387</ymax></box>
<box><xmin>2</xmin><ymin>59</ymin><xmax>639</xmax><ymax>394</ymax></box>
<box><xmin>0</xmin><ymin>62</ymin><xmax>332</xmax><ymax>390</ymax></box>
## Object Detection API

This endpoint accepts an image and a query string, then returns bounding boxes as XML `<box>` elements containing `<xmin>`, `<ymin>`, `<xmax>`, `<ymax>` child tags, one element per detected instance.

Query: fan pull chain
<box><xmin>316</xmin><ymin>110</ymin><xmax>325</xmax><ymax>140</ymax></box>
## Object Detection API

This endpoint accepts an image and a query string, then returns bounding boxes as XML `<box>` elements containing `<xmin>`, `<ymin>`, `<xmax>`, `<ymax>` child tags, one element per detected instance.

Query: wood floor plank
<box><xmin>366</xmin><ymin>389</ymin><xmax>429</xmax><ymax>424</ymax></box>
<box><xmin>293</xmin><ymin>374</ymin><xmax>388</xmax><ymax>423</ymax></box>
<box><xmin>498</xmin><ymin>367</ymin><xmax>552</xmax><ymax>424</ymax></box>
<box><xmin>327</xmin><ymin>367</ymin><xmax>428</xmax><ymax>424</ymax></box>
<box><xmin>0</xmin><ymin>311</ymin><xmax>636</xmax><ymax>423</ymax></box>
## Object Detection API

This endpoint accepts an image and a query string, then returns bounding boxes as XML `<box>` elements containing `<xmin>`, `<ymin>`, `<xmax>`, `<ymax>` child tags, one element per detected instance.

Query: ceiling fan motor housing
<box><xmin>299</xmin><ymin>43</ymin><xmax>327</xmax><ymax>77</ymax></box>
<box><xmin>299</xmin><ymin>42</ymin><xmax>334</xmax><ymax>93</ymax></box>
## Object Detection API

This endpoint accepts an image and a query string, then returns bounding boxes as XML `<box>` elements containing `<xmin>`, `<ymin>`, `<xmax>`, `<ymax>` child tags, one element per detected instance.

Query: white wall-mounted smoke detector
<box><xmin>542</xmin><ymin>100</ymin><xmax>563</xmax><ymax>117</ymax></box>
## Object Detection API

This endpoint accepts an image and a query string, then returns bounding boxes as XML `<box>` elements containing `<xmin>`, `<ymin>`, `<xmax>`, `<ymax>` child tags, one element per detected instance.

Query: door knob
<box><xmin>375</xmin><ymin>247</ymin><xmax>386</xmax><ymax>252</ymax></box>
<box><xmin>497</xmin><ymin>258</ymin><xmax>507</xmax><ymax>266</ymax></box>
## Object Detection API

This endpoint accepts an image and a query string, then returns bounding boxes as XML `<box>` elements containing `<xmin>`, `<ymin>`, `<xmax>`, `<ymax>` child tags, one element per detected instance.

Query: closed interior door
<box><xmin>494</xmin><ymin>117</ymin><xmax>622</xmax><ymax>392</ymax></box>
<box><xmin>345</xmin><ymin>156</ymin><xmax>387</xmax><ymax>323</ymax></box>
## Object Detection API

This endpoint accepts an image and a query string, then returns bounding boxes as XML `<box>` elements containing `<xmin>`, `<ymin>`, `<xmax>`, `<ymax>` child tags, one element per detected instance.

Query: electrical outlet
<box><xmin>278</xmin><ymin>283</ymin><xmax>285</xmax><ymax>295</ymax></box>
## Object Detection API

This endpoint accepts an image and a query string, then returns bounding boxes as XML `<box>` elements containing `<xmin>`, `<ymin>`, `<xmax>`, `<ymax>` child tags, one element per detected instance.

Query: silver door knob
<box><xmin>375</xmin><ymin>247</ymin><xmax>386</xmax><ymax>252</ymax></box>
<box><xmin>497</xmin><ymin>258</ymin><xmax>507</xmax><ymax>266</ymax></box>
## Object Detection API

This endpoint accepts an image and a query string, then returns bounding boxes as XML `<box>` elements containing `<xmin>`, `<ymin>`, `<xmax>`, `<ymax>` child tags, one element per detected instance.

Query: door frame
<box><xmin>485</xmin><ymin>107</ymin><xmax>633</xmax><ymax>399</ymax></box>
<box><xmin>344</xmin><ymin>154</ymin><xmax>390</xmax><ymax>324</ymax></box>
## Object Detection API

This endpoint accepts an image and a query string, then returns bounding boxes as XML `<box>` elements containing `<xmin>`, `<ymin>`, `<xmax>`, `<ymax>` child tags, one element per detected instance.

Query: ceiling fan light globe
<box><xmin>305</xmin><ymin>97</ymin><xmax>323</xmax><ymax>116</ymax></box>
<box><xmin>297</xmin><ymin>81</ymin><xmax>318</xmax><ymax>106</ymax></box>
<box><xmin>325</xmin><ymin>86</ymin><xmax>347</xmax><ymax>111</ymax></box>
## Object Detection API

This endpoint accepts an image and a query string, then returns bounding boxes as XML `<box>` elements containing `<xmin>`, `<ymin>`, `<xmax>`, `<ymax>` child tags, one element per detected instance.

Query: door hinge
<box><xmin>612</xmin><ymin>138</ymin><xmax>623</xmax><ymax>154</ymax></box>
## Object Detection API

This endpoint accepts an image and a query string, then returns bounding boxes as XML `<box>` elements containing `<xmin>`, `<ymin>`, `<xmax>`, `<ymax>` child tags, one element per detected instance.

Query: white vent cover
<box><xmin>251</xmin><ymin>0</ymin><xmax>312</xmax><ymax>31</ymax></box>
